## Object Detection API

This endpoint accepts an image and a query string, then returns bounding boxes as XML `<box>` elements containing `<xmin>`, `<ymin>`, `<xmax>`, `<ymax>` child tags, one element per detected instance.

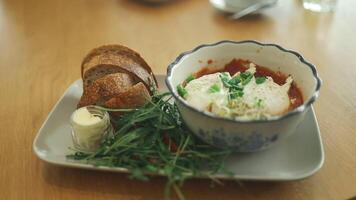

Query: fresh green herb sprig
<box><xmin>240</xmin><ymin>71</ymin><xmax>253</xmax><ymax>85</ymax></box>
<box><xmin>219</xmin><ymin>73</ymin><xmax>245</xmax><ymax>100</ymax></box>
<box><xmin>220</xmin><ymin>70</ymin><xmax>265</xmax><ymax>101</ymax></box>
<box><xmin>255</xmin><ymin>76</ymin><xmax>266</xmax><ymax>84</ymax></box>
<box><xmin>177</xmin><ymin>84</ymin><xmax>188</xmax><ymax>99</ymax></box>
<box><xmin>229</xmin><ymin>76</ymin><xmax>241</xmax><ymax>86</ymax></box>
<box><xmin>220</xmin><ymin>72</ymin><xmax>232</xmax><ymax>88</ymax></box>
<box><xmin>68</xmin><ymin>92</ymin><xmax>232</xmax><ymax>200</ymax></box>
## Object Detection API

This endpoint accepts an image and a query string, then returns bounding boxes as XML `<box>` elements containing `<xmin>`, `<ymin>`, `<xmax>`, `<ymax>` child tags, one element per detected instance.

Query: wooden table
<box><xmin>1</xmin><ymin>0</ymin><xmax>356</xmax><ymax>199</ymax></box>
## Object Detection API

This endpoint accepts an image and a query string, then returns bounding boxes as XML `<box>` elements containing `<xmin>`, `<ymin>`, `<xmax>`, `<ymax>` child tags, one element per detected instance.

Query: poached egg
<box><xmin>183</xmin><ymin>66</ymin><xmax>293</xmax><ymax>120</ymax></box>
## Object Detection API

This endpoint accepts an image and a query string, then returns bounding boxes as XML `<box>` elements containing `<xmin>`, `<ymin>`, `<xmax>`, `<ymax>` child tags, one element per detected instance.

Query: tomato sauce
<box><xmin>194</xmin><ymin>59</ymin><xmax>304</xmax><ymax>111</ymax></box>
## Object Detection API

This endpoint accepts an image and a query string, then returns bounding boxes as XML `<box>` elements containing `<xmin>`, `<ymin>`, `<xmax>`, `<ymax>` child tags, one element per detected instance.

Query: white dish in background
<box><xmin>33</xmin><ymin>75</ymin><xmax>324</xmax><ymax>180</ymax></box>
<box><xmin>210</xmin><ymin>0</ymin><xmax>277</xmax><ymax>14</ymax></box>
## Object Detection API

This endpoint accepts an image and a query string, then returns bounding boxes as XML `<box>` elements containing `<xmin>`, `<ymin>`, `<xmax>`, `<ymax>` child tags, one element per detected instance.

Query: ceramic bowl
<box><xmin>165</xmin><ymin>40</ymin><xmax>321</xmax><ymax>152</ymax></box>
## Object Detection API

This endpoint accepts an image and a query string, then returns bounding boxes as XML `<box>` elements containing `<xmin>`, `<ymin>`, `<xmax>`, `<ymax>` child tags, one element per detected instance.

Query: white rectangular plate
<box><xmin>33</xmin><ymin>75</ymin><xmax>324</xmax><ymax>180</ymax></box>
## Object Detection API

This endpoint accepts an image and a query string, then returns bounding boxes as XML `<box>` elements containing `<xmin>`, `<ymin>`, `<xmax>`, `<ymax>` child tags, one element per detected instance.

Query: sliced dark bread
<box><xmin>104</xmin><ymin>82</ymin><xmax>150</xmax><ymax>109</ymax></box>
<box><xmin>81</xmin><ymin>44</ymin><xmax>153</xmax><ymax>75</ymax></box>
<box><xmin>82</xmin><ymin>55</ymin><xmax>155</xmax><ymax>93</ymax></box>
<box><xmin>78</xmin><ymin>73</ymin><xmax>136</xmax><ymax>108</ymax></box>
<box><xmin>81</xmin><ymin>44</ymin><xmax>157</xmax><ymax>89</ymax></box>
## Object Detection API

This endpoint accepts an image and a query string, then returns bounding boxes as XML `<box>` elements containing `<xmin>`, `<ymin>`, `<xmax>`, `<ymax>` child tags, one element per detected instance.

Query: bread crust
<box><xmin>78</xmin><ymin>73</ymin><xmax>136</xmax><ymax>108</ymax></box>
<box><xmin>104</xmin><ymin>82</ymin><xmax>150</xmax><ymax>109</ymax></box>
<box><xmin>82</xmin><ymin>55</ymin><xmax>154</xmax><ymax>91</ymax></box>
<box><xmin>81</xmin><ymin>44</ymin><xmax>157</xmax><ymax>89</ymax></box>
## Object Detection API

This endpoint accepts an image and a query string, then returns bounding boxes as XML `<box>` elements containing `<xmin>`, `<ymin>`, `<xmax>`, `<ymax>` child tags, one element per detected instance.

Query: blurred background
<box><xmin>1</xmin><ymin>0</ymin><xmax>356</xmax><ymax>200</ymax></box>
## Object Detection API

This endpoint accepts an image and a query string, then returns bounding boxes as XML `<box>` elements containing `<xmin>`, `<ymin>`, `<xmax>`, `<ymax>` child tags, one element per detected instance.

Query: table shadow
<box><xmin>118</xmin><ymin>0</ymin><xmax>189</xmax><ymax>9</ymax></box>
<box><xmin>42</xmin><ymin>163</ymin><xmax>299</xmax><ymax>199</ymax></box>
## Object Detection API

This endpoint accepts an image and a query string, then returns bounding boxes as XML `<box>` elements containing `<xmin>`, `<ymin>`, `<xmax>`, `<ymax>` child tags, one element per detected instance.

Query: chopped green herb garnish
<box><xmin>67</xmin><ymin>92</ymin><xmax>233</xmax><ymax>200</ymax></box>
<box><xmin>255</xmin><ymin>77</ymin><xmax>266</xmax><ymax>84</ymax></box>
<box><xmin>230</xmin><ymin>84</ymin><xmax>243</xmax><ymax>91</ymax></box>
<box><xmin>242</xmin><ymin>76</ymin><xmax>252</xmax><ymax>85</ymax></box>
<box><xmin>185</xmin><ymin>74</ymin><xmax>196</xmax><ymax>83</ymax></box>
<box><xmin>228</xmin><ymin>76</ymin><xmax>241</xmax><ymax>86</ymax></box>
<box><xmin>219</xmin><ymin>72</ymin><xmax>246</xmax><ymax>100</ymax></box>
<box><xmin>219</xmin><ymin>72</ymin><xmax>231</xmax><ymax>88</ymax></box>
<box><xmin>177</xmin><ymin>84</ymin><xmax>188</xmax><ymax>98</ymax></box>
<box><xmin>239</xmin><ymin>71</ymin><xmax>253</xmax><ymax>85</ymax></box>
<box><xmin>208</xmin><ymin>84</ymin><xmax>220</xmax><ymax>93</ymax></box>
<box><xmin>230</xmin><ymin>91</ymin><xmax>244</xmax><ymax>99</ymax></box>
<box><xmin>240</xmin><ymin>71</ymin><xmax>252</xmax><ymax>79</ymax></box>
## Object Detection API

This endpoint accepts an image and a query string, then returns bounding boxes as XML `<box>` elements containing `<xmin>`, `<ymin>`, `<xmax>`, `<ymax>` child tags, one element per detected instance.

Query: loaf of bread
<box><xmin>78</xmin><ymin>45</ymin><xmax>156</xmax><ymax>109</ymax></box>
<box><xmin>81</xmin><ymin>44</ymin><xmax>157</xmax><ymax>91</ymax></box>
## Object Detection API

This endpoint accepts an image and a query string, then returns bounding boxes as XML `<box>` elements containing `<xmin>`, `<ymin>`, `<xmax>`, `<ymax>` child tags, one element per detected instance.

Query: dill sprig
<box><xmin>67</xmin><ymin>92</ymin><xmax>233</xmax><ymax>200</ymax></box>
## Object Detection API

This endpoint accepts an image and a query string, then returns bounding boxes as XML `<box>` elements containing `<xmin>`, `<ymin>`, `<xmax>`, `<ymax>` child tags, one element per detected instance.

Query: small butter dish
<box><xmin>70</xmin><ymin>106</ymin><xmax>113</xmax><ymax>152</ymax></box>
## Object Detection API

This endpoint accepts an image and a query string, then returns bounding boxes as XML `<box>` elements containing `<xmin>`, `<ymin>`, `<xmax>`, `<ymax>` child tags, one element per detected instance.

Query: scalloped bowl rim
<box><xmin>165</xmin><ymin>40</ymin><xmax>322</xmax><ymax>124</ymax></box>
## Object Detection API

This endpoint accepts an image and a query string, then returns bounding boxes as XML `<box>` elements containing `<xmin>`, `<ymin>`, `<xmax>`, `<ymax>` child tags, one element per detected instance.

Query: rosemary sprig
<box><xmin>67</xmin><ymin>92</ymin><xmax>233</xmax><ymax>200</ymax></box>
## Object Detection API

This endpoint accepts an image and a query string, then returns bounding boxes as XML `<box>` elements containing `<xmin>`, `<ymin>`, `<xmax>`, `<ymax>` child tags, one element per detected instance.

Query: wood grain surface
<box><xmin>1</xmin><ymin>0</ymin><xmax>356</xmax><ymax>199</ymax></box>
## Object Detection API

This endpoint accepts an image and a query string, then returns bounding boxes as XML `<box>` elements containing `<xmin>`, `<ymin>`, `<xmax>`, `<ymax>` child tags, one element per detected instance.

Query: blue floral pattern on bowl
<box><xmin>198</xmin><ymin>128</ymin><xmax>279</xmax><ymax>152</ymax></box>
